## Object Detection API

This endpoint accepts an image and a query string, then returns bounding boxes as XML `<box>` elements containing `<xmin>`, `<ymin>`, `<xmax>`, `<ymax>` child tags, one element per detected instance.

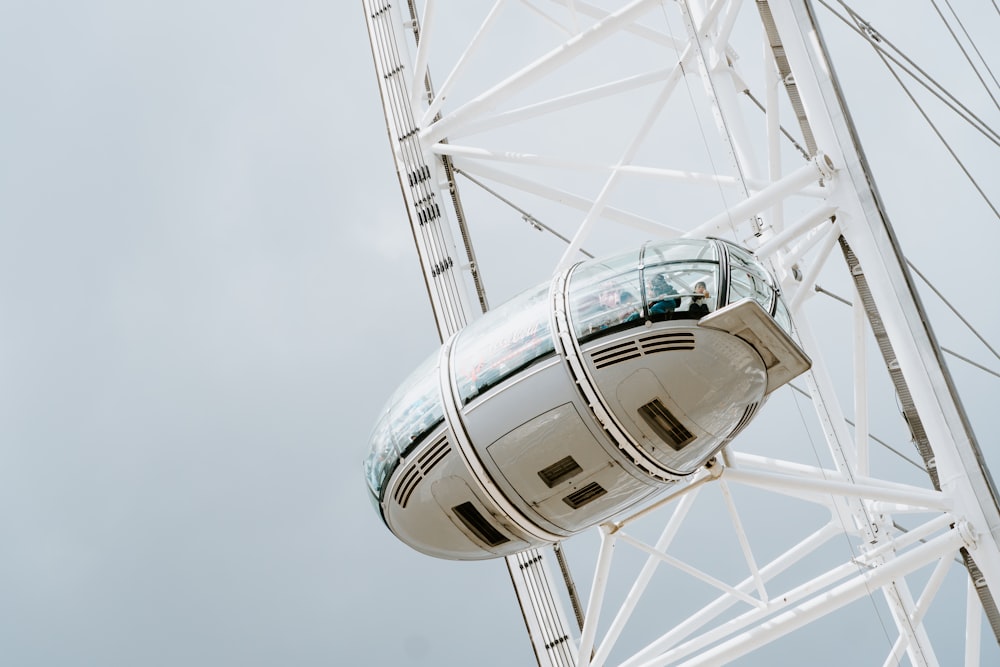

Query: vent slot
<box><xmin>639</xmin><ymin>331</ymin><xmax>695</xmax><ymax>354</ymax></box>
<box><xmin>452</xmin><ymin>502</ymin><xmax>510</xmax><ymax>547</ymax></box>
<box><xmin>418</xmin><ymin>436</ymin><xmax>451</xmax><ymax>475</ymax></box>
<box><xmin>590</xmin><ymin>333</ymin><xmax>695</xmax><ymax>369</ymax></box>
<box><xmin>395</xmin><ymin>466</ymin><xmax>422</xmax><ymax>507</ymax></box>
<box><xmin>591</xmin><ymin>340</ymin><xmax>641</xmax><ymax>368</ymax></box>
<box><xmin>393</xmin><ymin>436</ymin><xmax>451</xmax><ymax>508</ymax></box>
<box><xmin>563</xmin><ymin>482</ymin><xmax>607</xmax><ymax>509</ymax></box>
<box><xmin>638</xmin><ymin>399</ymin><xmax>695</xmax><ymax>451</ymax></box>
<box><xmin>729</xmin><ymin>403</ymin><xmax>758</xmax><ymax>439</ymax></box>
<box><xmin>537</xmin><ymin>456</ymin><xmax>583</xmax><ymax>488</ymax></box>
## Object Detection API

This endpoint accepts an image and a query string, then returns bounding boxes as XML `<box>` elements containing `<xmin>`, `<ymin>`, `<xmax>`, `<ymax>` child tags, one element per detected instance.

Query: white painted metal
<box><xmin>363</xmin><ymin>2</ymin><xmax>578</xmax><ymax>665</ymax></box>
<box><xmin>362</xmin><ymin>0</ymin><xmax>1000</xmax><ymax>664</ymax></box>
<box><xmin>967</xmin><ymin>576</ymin><xmax>983</xmax><ymax>667</ymax></box>
<box><xmin>578</xmin><ymin>525</ymin><xmax>617</xmax><ymax>666</ymax></box>
<box><xmin>685</xmin><ymin>157</ymin><xmax>831</xmax><ymax>239</ymax></box>
<box><xmin>853</xmin><ymin>288</ymin><xmax>869</xmax><ymax>476</ymax></box>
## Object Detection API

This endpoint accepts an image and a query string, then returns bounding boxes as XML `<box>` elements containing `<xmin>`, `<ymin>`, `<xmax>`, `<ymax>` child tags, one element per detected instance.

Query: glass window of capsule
<box><xmin>364</xmin><ymin>238</ymin><xmax>793</xmax><ymax>503</ymax></box>
<box><xmin>452</xmin><ymin>281</ymin><xmax>556</xmax><ymax>405</ymax></box>
<box><xmin>642</xmin><ymin>239</ymin><xmax>720</xmax><ymax>322</ymax></box>
<box><xmin>566</xmin><ymin>238</ymin><xmax>790</xmax><ymax>341</ymax></box>
<box><xmin>363</xmin><ymin>352</ymin><xmax>445</xmax><ymax>501</ymax></box>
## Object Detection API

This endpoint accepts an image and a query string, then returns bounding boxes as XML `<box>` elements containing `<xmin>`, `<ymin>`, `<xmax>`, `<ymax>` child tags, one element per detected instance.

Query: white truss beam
<box><xmin>362</xmin><ymin>0</ymin><xmax>1000</xmax><ymax>663</ymax></box>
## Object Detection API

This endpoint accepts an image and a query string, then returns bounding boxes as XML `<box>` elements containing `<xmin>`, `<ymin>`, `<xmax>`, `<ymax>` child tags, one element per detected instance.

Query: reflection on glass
<box><xmin>725</xmin><ymin>242</ymin><xmax>778</xmax><ymax>314</ymax></box>
<box><xmin>729</xmin><ymin>268</ymin><xmax>774</xmax><ymax>313</ymax></box>
<box><xmin>645</xmin><ymin>264</ymin><xmax>717</xmax><ymax>318</ymax></box>
<box><xmin>364</xmin><ymin>352</ymin><xmax>444</xmax><ymax>500</ymax></box>
<box><xmin>728</xmin><ymin>244</ymin><xmax>774</xmax><ymax>286</ymax></box>
<box><xmin>568</xmin><ymin>240</ymin><xmax>730</xmax><ymax>337</ymax></box>
<box><xmin>389</xmin><ymin>354</ymin><xmax>446</xmax><ymax>455</ymax></box>
<box><xmin>774</xmin><ymin>295</ymin><xmax>793</xmax><ymax>335</ymax></box>
<box><xmin>646</xmin><ymin>271</ymin><xmax>682</xmax><ymax>317</ymax></box>
<box><xmin>643</xmin><ymin>238</ymin><xmax>718</xmax><ymax>265</ymax></box>
<box><xmin>453</xmin><ymin>282</ymin><xmax>556</xmax><ymax>404</ymax></box>
<box><xmin>364</xmin><ymin>411</ymin><xmax>394</xmax><ymax>497</ymax></box>
<box><xmin>569</xmin><ymin>258</ymin><xmax>644</xmax><ymax>339</ymax></box>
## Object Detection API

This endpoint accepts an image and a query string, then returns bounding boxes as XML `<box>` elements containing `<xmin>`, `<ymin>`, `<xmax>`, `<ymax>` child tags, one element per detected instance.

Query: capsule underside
<box><xmin>365</xmin><ymin>238</ymin><xmax>810</xmax><ymax>560</ymax></box>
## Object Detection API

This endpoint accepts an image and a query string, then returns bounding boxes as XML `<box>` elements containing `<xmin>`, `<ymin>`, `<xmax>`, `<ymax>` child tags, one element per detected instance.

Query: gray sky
<box><xmin>1</xmin><ymin>2</ymin><xmax>998</xmax><ymax>666</ymax></box>
<box><xmin>0</xmin><ymin>2</ymin><xmax>525</xmax><ymax>664</ymax></box>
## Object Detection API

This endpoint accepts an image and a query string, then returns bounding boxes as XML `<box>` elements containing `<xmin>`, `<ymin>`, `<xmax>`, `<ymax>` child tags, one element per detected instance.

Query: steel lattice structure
<box><xmin>362</xmin><ymin>1</ymin><xmax>1000</xmax><ymax>664</ymax></box>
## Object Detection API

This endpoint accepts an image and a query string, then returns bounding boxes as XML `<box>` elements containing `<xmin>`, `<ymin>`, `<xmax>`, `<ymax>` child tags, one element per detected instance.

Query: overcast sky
<box><xmin>1</xmin><ymin>2</ymin><xmax>998</xmax><ymax>666</ymax></box>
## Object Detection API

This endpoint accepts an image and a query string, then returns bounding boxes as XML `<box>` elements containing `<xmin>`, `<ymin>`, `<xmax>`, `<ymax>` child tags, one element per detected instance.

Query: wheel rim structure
<box><xmin>361</xmin><ymin>1</ymin><xmax>1000</xmax><ymax>665</ymax></box>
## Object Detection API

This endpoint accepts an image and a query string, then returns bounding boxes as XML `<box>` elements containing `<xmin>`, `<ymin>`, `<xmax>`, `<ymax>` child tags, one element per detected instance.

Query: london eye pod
<box><xmin>363</xmin><ymin>237</ymin><xmax>811</xmax><ymax>560</ymax></box>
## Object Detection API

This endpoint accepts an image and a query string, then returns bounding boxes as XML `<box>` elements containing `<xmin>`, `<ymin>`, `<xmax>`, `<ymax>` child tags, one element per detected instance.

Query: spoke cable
<box><xmin>892</xmin><ymin>521</ymin><xmax>966</xmax><ymax>567</ymax></box>
<box><xmin>668</xmin><ymin>2</ymin><xmax>743</xmax><ymax>240</ymax></box>
<box><xmin>453</xmin><ymin>168</ymin><xmax>595</xmax><ymax>258</ymax></box>
<box><xmin>813</xmin><ymin>283</ymin><xmax>1000</xmax><ymax>379</ymax></box>
<box><xmin>930</xmin><ymin>0</ymin><xmax>1000</xmax><ymax>113</ymax></box>
<box><xmin>818</xmin><ymin>0</ymin><xmax>1000</xmax><ymax>147</ymax></box>
<box><xmin>786</xmin><ymin>382</ymin><xmax>897</xmax><ymax>655</ymax></box>
<box><xmin>904</xmin><ymin>260</ymin><xmax>1000</xmax><ymax>364</ymax></box>
<box><xmin>787</xmin><ymin>382</ymin><xmax>927</xmax><ymax>472</ymax></box>
<box><xmin>742</xmin><ymin>89</ymin><xmax>811</xmax><ymax>161</ymax></box>
<box><xmin>817</xmin><ymin>1</ymin><xmax>1000</xmax><ymax>223</ymax></box>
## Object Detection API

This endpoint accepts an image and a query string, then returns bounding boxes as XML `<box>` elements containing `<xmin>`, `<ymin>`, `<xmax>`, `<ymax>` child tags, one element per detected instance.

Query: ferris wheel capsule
<box><xmin>363</xmin><ymin>237</ymin><xmax>811</xmax><ymax>560</ymax></box>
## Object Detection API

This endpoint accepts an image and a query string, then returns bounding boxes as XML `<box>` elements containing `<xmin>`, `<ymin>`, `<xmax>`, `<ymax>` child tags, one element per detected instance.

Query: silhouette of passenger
<box><xmin>648</xmin><ymin>274</ymin><xmax>680</xmax><ymax>316</ymax></box>
<box><xmin>688</xmin><ymin>281</ymin><xmax>710</xmax><ymax>317</ymax></box>
<box><xmin>598</xmin><ymin>286</ymin><xmax>639</xmax><ymax>326</ymax></box>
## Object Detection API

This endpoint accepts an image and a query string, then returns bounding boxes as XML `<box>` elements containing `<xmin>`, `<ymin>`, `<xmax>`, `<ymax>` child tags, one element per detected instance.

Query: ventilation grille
<box><xmin>452</xmin><ymin>501</ymin><xmax>510</xmax><ymax>547</ymax></box>
<box><xmin>537</xmin><ymin>456</ymin><xmax>583</xmax><ymax>488</ymax></box>
<box><xmin>591</xmin><ymin>340</ymin><xmax>641</xmax><ymax>368</ymax></box>
<box><xmin>731</xmin><ymin>402</ymin><xmax>759</xmax><ymax>439</ymax></box>
<box><xmin>590</xmin><ymin>332</ymin><xmax>695</xmax><ymax>369</ymax></box>
<box><xmin>393</xmin><ymin>436</ymin><xmax>451</xmax><ymax>508</ymax></box>
<box><xmin>639</xmin><ymin>331</ymin><xmax>695</xmax><ymax>354</ymax></box>
<box><xmin>638</xmin><ymin>399</ymin><xmax>695</xmax><ymax>451</ymax></box>
<box><xmin>563</xmin><ymin>482</ymin><xmax>607</xmax><ymax>509</ymax></box>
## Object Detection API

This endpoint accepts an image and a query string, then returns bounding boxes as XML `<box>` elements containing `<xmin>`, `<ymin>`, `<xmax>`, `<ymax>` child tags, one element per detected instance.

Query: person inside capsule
<box><xmin>689</xmin><ymin>280</ymin><xmax>711</xmax><ymax>316</ymax></box>
<box><xmin>648</xmin><ymin>273</ymin><xmax>680</xmax><ymax>316</ymax></box>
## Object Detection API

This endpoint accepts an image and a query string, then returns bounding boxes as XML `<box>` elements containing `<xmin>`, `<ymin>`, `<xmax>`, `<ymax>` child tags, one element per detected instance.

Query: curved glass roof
<box><xmin>567</xmin><ymin>238</ymin><xmax>790</xmax><ymax>342</ymax></box>
<box><xmin>452</xmin><ymin>281</ymin><xmax>556</xmax><ymax>405</ymax></box>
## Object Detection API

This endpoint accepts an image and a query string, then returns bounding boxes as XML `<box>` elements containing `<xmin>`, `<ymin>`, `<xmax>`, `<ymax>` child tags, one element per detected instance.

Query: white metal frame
<box><xmin>362</xmin><ymin>1</ymin><xmax>1000</xmax><ymax>664</ymax></box>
